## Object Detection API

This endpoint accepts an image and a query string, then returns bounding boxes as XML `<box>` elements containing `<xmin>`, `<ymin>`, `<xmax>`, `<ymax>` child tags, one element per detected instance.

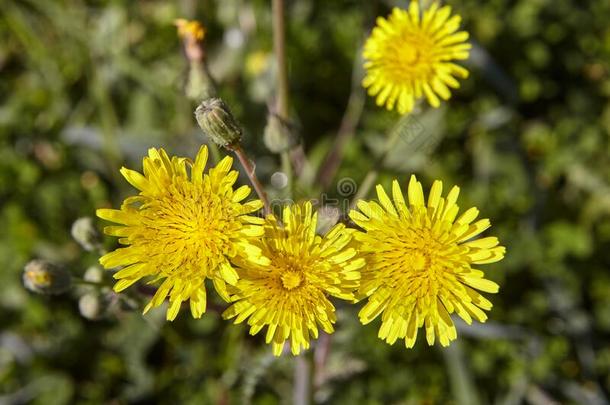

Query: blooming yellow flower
<box><xmin>97</xmin><ymin>146</ymin><xmax>267</xmax><ymax>321</ymax></box>
<box><xmin>223</xmin><ymin>202</ymin><xmax>364</xmax><ymax>356</ymax></box>
<box><xmin>174</xmin><ymin>18</ymin><xmax>206</xmax><ymax>41</ymax></box>
<box><xmin>362</xmin><ymin>2</ymin><xmax>471</xmax><ymax>114</ymax></box>
<box><xmin>350</xmin><ymin>175</ymin><xmax>505</xmax><ymax>348</ymax></box>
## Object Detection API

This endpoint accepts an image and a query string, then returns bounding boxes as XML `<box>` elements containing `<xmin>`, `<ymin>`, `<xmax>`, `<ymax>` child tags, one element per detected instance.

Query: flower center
<box><xmin>281</xmin><ymin>271</ymin><xmax>303</xmax><ymax>290</ymax></box>
<box><xmin>377</xmin><ymin>33</ymin><xmax>437</xmax><ymax>83</ymax></box>
<box><xmin>392</xmin><ymin>224</ymin><xmax>449</xmax><ymax>279</ymax></box>
<box><xmin>410</xmin><ymin>251</ymin><xmax>428</xmax><ymax>271</ymax></box>
<box><xmin>141</xmin><ymin>180</ymin><xmax>239</xmax><ymax>278</ymax></box>
<box><xmin>401</xmin><ymin>45</ymin><xmax>419</xmax><ymax>65</ymax></box>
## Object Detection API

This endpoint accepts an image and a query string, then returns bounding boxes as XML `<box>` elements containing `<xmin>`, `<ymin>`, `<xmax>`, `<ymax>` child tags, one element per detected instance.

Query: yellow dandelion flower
<box><xmin>174</xmin><ymin>18</ymin><xmax>206</xmax><ymax>41</ymax></box>
<box><xmin>350</xmin><ymin>175</ymin><xmax>505</xmax><ymax>348</ymax></box>
<box><xmin>223</xmin><ymin>202</ymin><xmax>364</xmax><ymax>356</ymax></box>
<box><xmin>97</xmin><ymin>146</ymin><xmax>267</xmax><ymax>321</ymax></box>
<box><xmin>362</xmin><ymin>1</ymin><xmax>472</xmax><ymax>114</ymax></box>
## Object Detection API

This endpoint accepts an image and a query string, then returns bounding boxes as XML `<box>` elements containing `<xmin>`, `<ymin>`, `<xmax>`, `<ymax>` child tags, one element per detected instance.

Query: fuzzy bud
<box><xmin>195</xmin><ymin>98</ymin><xmax>243</xmax><ymax>148</ymax></box>
<box><xmin>186</xmin><ymin>62</ymin><xmax>215</xmax><ymax>101</ymax></box>
<box><xmin>79</xmin><ymin>292</ymin><xmax>104</xmax><ymax>320</ymax></box>
<box><xmin>23</xmin><ymin>259</ymin><xmax>71</xmax><ymax>295</ymax></box>
<box><xmin>83</xmin><ymin>266</ymin><xmax>104</xmax><ymax>283</ymax></box>
<box><xmin>263</xmin><ymin>113</ymin><xmax>298</xmax><ymax>153</ymax></box>
<box><xmin>71</xmin><ymin>217</ymin><xmax>103</xmax><ymax>252</ymax></box>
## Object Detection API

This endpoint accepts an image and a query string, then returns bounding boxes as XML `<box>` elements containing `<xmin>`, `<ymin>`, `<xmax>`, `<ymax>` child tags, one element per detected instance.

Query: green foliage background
<box><xmin>1</xmin><ymin>0</ymin><xmax>610</xmax><ymax>403</ymax></box>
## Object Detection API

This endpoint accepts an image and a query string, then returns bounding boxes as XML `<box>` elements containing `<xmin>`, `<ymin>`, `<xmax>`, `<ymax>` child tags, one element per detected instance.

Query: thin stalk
<box><xmin>313</xmin><ymin>332</ymin><xmax>332</xmax><ymax>390</ymax></box>
<box><xmin>272</xmin><ymin>0</ymin><xmax>289</xmax><ymax>119</ymax></box>
<box><xmin>281</xmin><ymin>151</ymin><xmax>294</xmax><ymax>199</ymax></box>
<box><xmin>316</xmin><ymin>47</ymin><xmax>365</xmax><ymax>190</ymax></box>
<box><xmin>189</xmin><ymin>60</ymin><xmax>221</xmax><ymax>164</ymax></box>
<box><xmin>232</xmin><ymin>145</ymin><xmax>271</xmax><ymax>215</ymax></box>
<box><xmin>294</xmin><ymin>355</ymin><xmax>312</xmax><ymax>405</ymax></box>
<box><xmin>272</xmin><ymin>0</ymin><xmax>295</xmax><ymax>196</ymax></box>
<box><xmin>72</xmin><ymin>278</ymin><xmax>109</xmax><ymax>288</ymax></box>
<box><xmin>180</xmin><ymin>27</ymin><xmax>222</xmax><ymax>164</ymax></box>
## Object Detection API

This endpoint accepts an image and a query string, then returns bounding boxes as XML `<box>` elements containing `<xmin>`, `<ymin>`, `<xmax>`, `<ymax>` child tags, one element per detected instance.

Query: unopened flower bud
<box><xmin>174</xmin><ymin>19</ymin><xmax>206</xmax><ymax>42</ymax></box>
<box><xmin>263</xmin><ymin>113</ymin><xmax>298</xmax><ymax>153</ymax></box>
<box><xmin>71</xmin><ymin>217</ymin><xmax>102</xmax><ymax>252</ymax></box>
<box><xmin>83</xmin><ymin>266</ymin><xmax>104</xmax><ymax>283</ymax></box>
<box><xmin>79</xmin><ymin>292</ymin><xmax>103</xmax><ymax>320</ymax></box>
<box><xmin>23</xmin><ymin>259</ymin><xmax>71</xmax><ymax>295</ymax></box>
<box><xmin>186</xmin><ymin>62</ymin><xmax>215</xmax><ymax>101</ymax></box>
<box><xmin>195</xmin><ymin>98</ymin><xmax>243</xmax><ymax>148</ymax></box>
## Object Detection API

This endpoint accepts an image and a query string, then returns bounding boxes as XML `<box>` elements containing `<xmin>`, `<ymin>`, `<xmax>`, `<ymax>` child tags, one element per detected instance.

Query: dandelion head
<box><xmin>363</xmin><ymin>2</ymin><xmax>471</xmax><ymax>114</ymax></box>
<box><xmin>97</xmin><ymin>146</ymin><xmax>267</xmax><ymax>321</ymax></box>
<box><xmin>223</xmin><ymin>202</ymin><xmax>364</xmax><ymax>356</ymax></box>
<box><xmin>350</xmin><ymin>175</ymin><xmax>505</xmax><ymax>348</ymax></box>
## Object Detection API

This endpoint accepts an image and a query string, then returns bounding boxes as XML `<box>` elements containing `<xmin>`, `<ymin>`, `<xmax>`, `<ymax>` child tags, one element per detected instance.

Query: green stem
<box><xmin>281</xmin><ymin>151</ymin><xmax>293</xmax><ymax>198</ymax></box>
<box><xmin>315</xmin><ymin>45</ymin><xmax>365</xmax><ymax>190</ymax></box>
<box><xmin>272</xmin><ymin>0</ymin><xmax>290</xmax><ymax>119</ymax></box>
<box><xmin>232</xmin><ymin>145</ymin><xmax>271</xmax><ymax>215</ymax></box>
<box><xmin>294</xmin><ymin>354</ymin><xmax>312</xmax><ymax>405</ymax></box>
<box><xmin>185</xmin><ymin>48</ymin><xmax>221</xmax><ymax>164</ymax></box>
<box><xmin>72</xmin><ymin>277</ymin><xmax>110</xmax><ymax>288</ymax></box>
<box><xmin>313</xmin><ymin>332</ymin><xmax>331</xmax><ymax>390</ymax></box>
<box><xmin>272</xmin><ymin>0</ymin><xmax>295</xmax><ymax>197</ymax></box>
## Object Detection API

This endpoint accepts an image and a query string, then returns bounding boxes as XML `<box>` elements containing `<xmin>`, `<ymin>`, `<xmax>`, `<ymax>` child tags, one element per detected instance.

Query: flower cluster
<box><xmin>98</xmin><ymin>147</ymin><xmax>504</xmax><ymax>355</ymax></box>
<box><xmin>95</xmin><ymin>2</ymin><xmax>505</xmax><ymax>356</ymax></box>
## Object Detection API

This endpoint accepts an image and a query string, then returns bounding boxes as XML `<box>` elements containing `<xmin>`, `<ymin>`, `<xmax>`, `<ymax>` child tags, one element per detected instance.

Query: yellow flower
<box><xmin>223</xmin><ymin>202</ymin><xmax>364</xmax><ymax>356</ymax></box>
<box><xmin>174</xmin><ymin>18</ymin><xmax>206</xmax><ymax>41</ymax></box>
<box><xmin>362</xmin><ymin>2</ymin><xmax>471</xmax><ymax>114</ymax></box>
<box><xmin>97</xmin><ymin>146</ymin><xmax>267</xmax><ymax>321</ymax></box>
<box><xmin>350</xmin><ymin>175</ymin><xmax>505</xmax><ymax>348</ymax></box>
<box><xmin>245</xmin><ymin>50</ymin><xmax>271</xmax><ymax>77</ymax></box>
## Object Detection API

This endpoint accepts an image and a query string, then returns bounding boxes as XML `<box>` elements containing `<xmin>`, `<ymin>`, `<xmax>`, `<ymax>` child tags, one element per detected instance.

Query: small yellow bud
<box><xmin>23</xmin><ymin>259</ymin><xmax>71</xmax><ymax>295</ymax></box>
<box><xmin>174</xmin><ymin>19</ymin><xmax>206</xmax><ymax>41</ymax></box>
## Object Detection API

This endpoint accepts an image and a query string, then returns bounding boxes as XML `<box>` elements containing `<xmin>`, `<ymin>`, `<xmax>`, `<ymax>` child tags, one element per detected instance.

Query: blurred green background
<box><xmin>2</xmin><ymin>0</ymin><xmax>610</xmax><ymax>404</ymax></box>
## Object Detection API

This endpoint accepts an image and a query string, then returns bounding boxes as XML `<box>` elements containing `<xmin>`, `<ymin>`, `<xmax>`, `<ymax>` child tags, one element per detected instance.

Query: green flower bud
<box><xmin>186</xmin><ymin>61</ymin><xmax>215</xmax><ymax>101</ymax></box>
<box><xmin>71</xmin><ymin>217</ymin><xmax>102</xmax><ymax>252</ymax></box>
<box><xmin>23</xmin><ymin>259</ymin><xmax>71</xmax><ymax>295</ymax></box>
<box><xmin>195</xmin><ymin>98</ymin><xmax>243</xmax><ymax>148</ymax></box>
<box><xmin>263</xmin><ymin>113</ymin><xmax>298</xmax><ymax>153</ymax></box>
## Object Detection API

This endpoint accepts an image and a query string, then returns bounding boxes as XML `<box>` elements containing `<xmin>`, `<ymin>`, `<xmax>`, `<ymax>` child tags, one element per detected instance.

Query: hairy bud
<box><xmin>263</xmin><ymin>113</ymin><xmax>298</xmax><ymax>153</ymax></box>
<box><xmin>186</xmin><ymin>62</ymin><xmax>215</xmax><ymax>101</ymax></box>
<box><xmin>195</xmin><ymin>98</ymin><xmax>243</xmax><ymax>148</ymax></box>
<box><xmin>79</xmin><ymin>293</ymin><xmax>100</xmax><ymax>319</ymax></box>
<box><xmin>23</xmin><ymin>259</ymin><xmax>71</xmax><ymax>295</ymax></box>
<box><xmin>71</xmin><ymin>217</ymin><xmax>102</xmax><ymax>252</ymax></box>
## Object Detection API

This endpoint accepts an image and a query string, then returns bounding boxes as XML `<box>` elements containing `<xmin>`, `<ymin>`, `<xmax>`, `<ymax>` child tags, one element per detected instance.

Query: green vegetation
<box><xmin>1</xmin><ymin>0</ymin><xmax>610</xmax><ymax>403</ymax></box>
